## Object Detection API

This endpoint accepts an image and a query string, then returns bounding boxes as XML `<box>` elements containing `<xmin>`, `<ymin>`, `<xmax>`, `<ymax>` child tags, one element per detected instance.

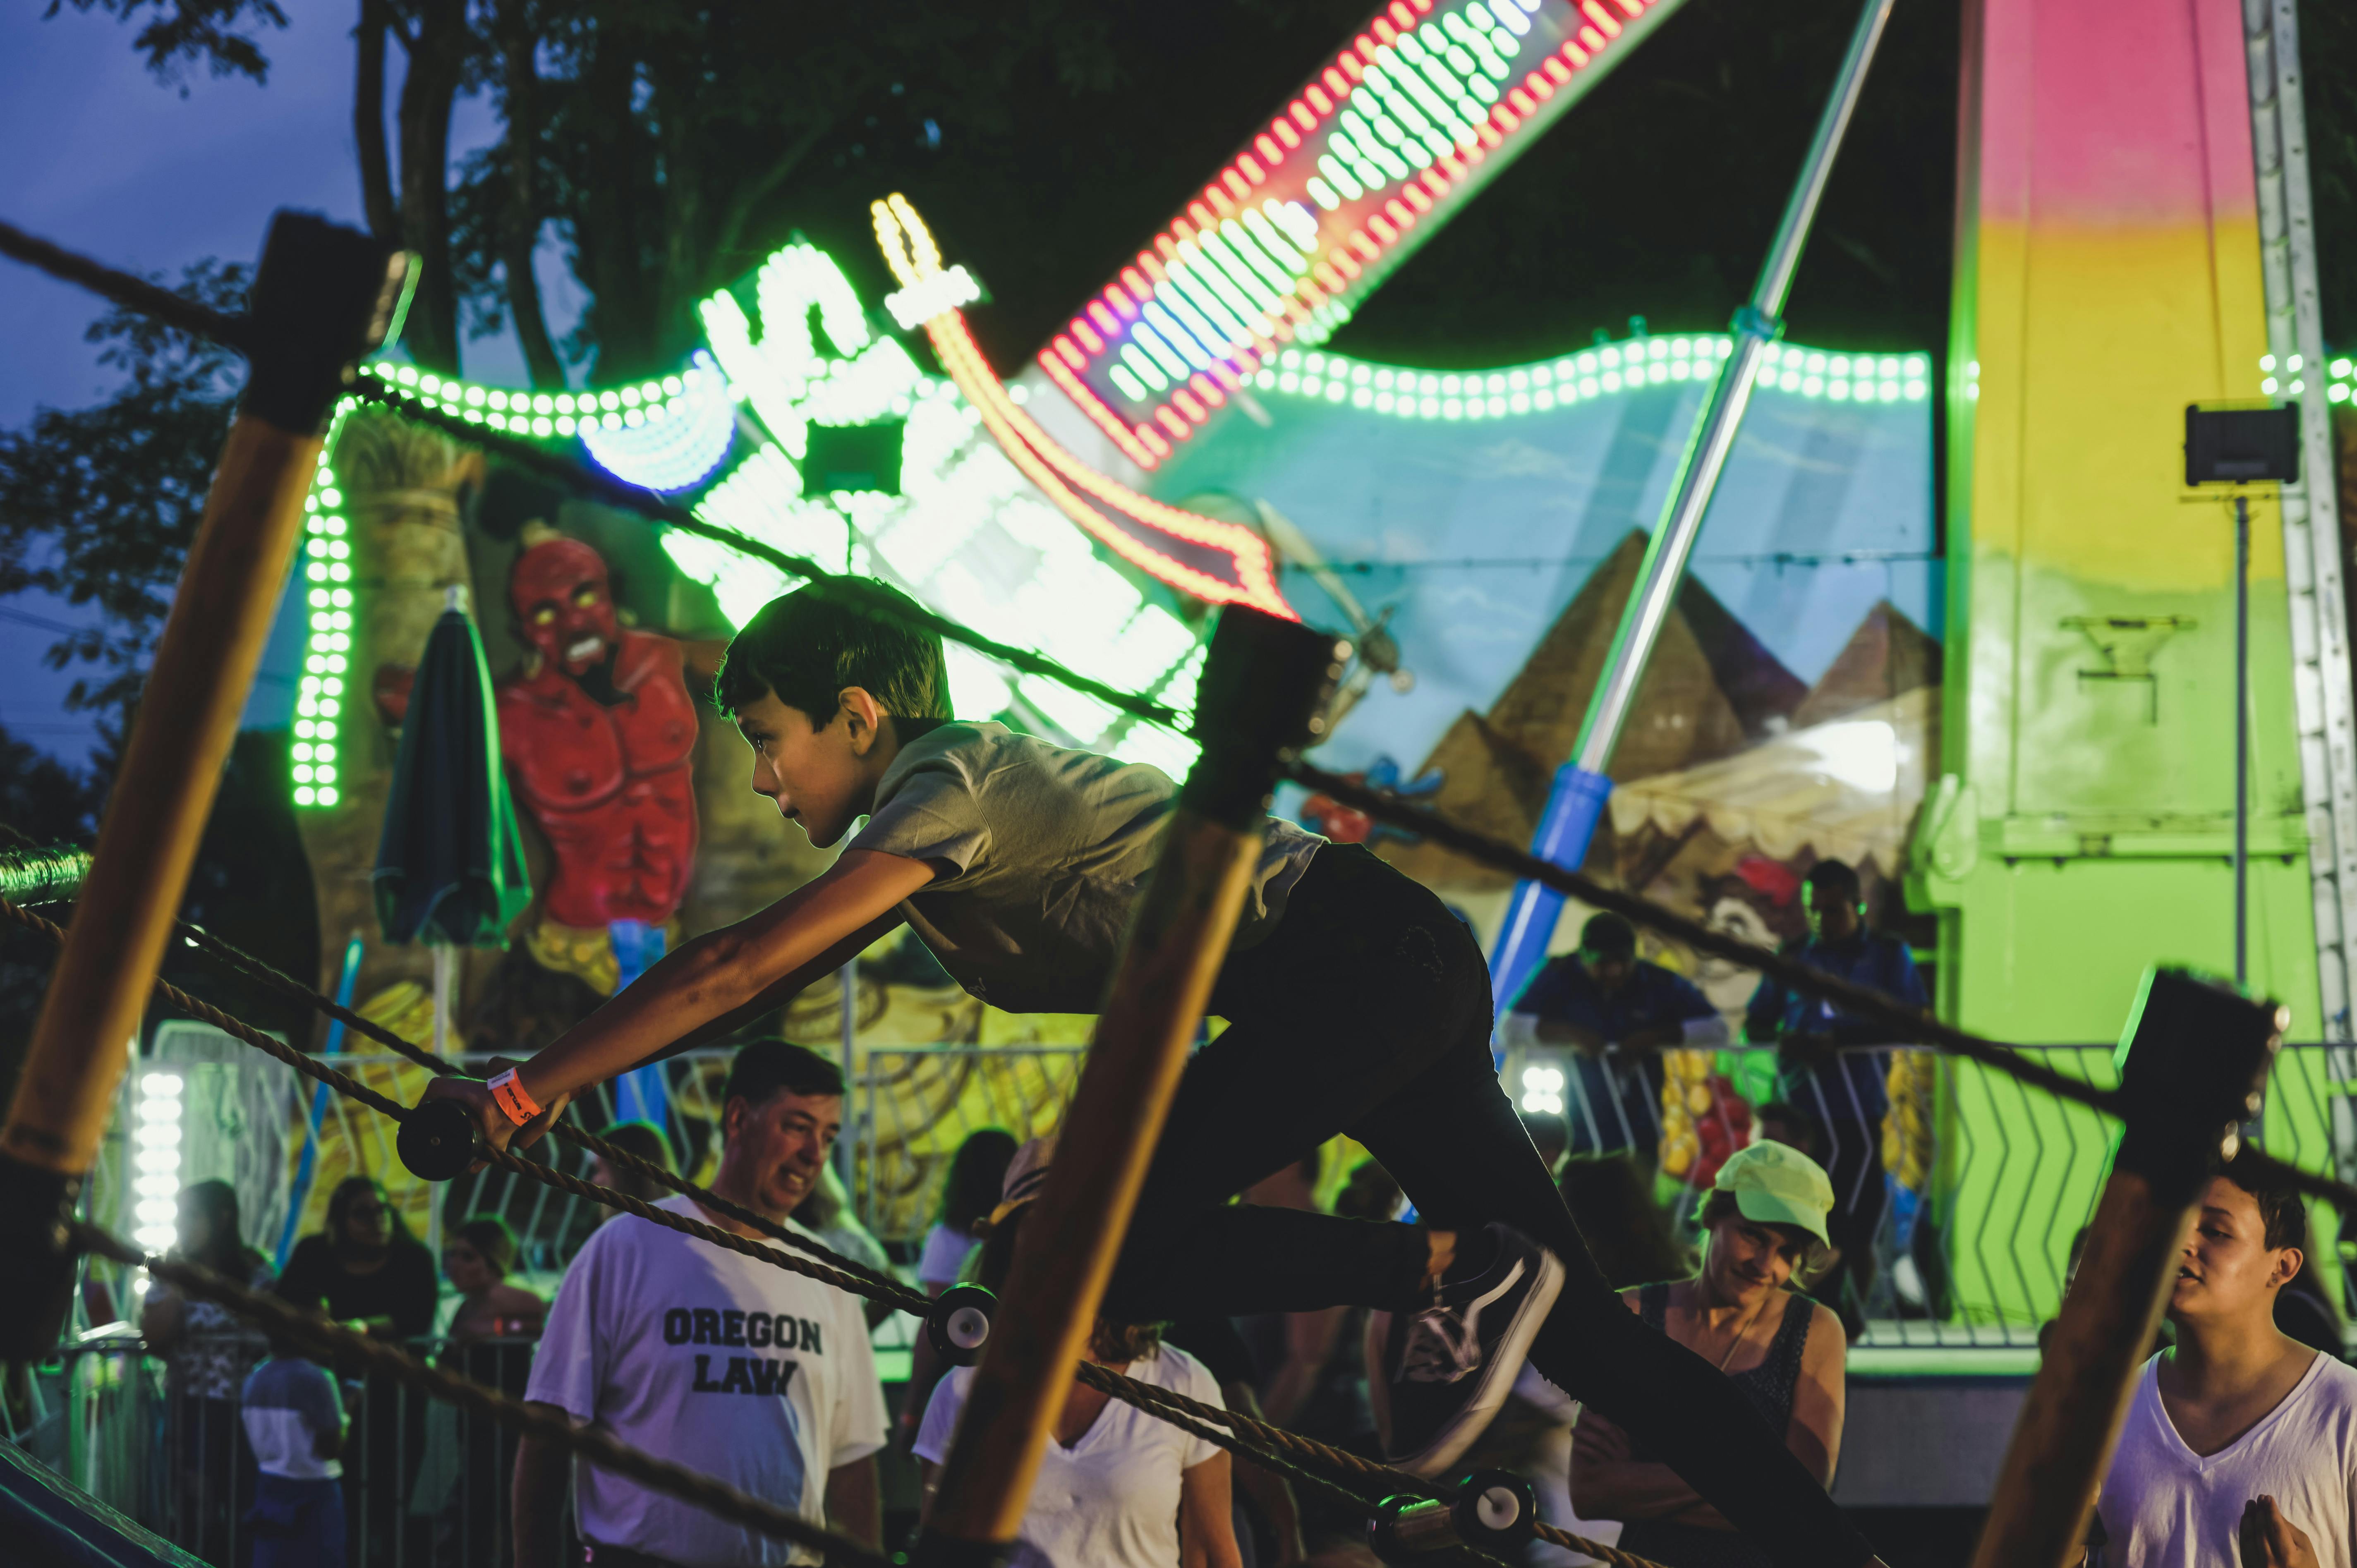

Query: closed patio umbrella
<box><xmin>372</xmin><ymin>587</ymin><xmax>531</xmax><ymax>1054</ymax></box>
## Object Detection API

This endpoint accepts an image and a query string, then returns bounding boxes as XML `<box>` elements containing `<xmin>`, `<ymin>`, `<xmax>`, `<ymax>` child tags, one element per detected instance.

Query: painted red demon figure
<box><xmin>496</xmin><ymin>536</ymin><xmax>702</xmax><ymax>944</ymax></box>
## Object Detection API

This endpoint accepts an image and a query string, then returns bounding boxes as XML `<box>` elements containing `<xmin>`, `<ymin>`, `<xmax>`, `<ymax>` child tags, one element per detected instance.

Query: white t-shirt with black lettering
<box><xmin>526</xmin><ymin>1196</ymin><xmax>887</xmax><ymax>1566</ymax></box>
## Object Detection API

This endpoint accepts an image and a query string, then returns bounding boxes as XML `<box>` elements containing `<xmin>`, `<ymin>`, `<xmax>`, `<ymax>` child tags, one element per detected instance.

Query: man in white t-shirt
<box><xmin>515</xmin><ymin>1041</ymin><xmax>887</xmax><ymax>1568</ymax></box>
<box><xmin>2092</xmin><ymin>1150</ymin><xmax>2357</xmax><ymax>1568</ymax></box>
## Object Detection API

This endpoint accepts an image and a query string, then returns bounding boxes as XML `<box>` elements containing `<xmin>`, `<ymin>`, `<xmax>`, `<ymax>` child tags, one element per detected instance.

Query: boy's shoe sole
<box><xmin>1381</xmin><ymin>1226</ymin><xmax>1565</xmax><ymax>1478</ymax></box>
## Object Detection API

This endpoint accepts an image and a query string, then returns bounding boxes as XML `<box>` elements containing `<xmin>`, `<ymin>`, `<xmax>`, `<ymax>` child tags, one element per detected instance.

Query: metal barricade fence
<box><xmin>48</xmin><ymin>1333</ymin><xmax>541</xmax><ymax>1568</ymax></box>
<box><xmin>853</xmin><ymin>1046</ymin><xmax>1088</xmax><ymax>1244</ymax></box>
<box><xmin>1502</xmin><ymin>1040</ymin><xmax>2356</xmax><ymax>1349</ymax></box>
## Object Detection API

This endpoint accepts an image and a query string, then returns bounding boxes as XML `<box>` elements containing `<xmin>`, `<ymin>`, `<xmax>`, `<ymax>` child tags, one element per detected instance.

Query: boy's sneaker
<box><xmin>1379</xmin><ymin>1223</ymin><xmax>1564</xmax><ymax>1477</ymax></box>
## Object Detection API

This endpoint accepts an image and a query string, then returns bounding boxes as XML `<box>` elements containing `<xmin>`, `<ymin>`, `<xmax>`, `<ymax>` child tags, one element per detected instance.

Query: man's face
<box><xmin>1582</xmin><ymin>946</ymin><xmax>1633</xmax><ymax>993</ymax></box>
<box><xmin>511</xmin><ymin>539</ymin><xmax>622</xmax><ymax>679</ymax></box>
<box><xmin>735</xmin><ymin>688</ymin><xmax>871</xmax><ymax>848</ymax></box>
<box><xmin>722</xmin><ymin>1087</ymin><xmax>843</xmax><ymax>1218</ymax></box>
<box><xmin>2170</xmin><ymin>1176</ymin><xmax>2300</xmax><ymax>1323</ymax></box>
<box><xmin>1804</xmin><ymin>881</ymin><xmax>1861</xmax><ymax>942</ymax></box>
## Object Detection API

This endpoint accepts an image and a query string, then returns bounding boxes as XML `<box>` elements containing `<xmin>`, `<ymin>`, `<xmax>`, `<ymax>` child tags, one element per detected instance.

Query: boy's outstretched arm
<box><xmin>422</xmin><ymin>849</ymin><xmax>934</xmax><ymax>1152</ymax></box>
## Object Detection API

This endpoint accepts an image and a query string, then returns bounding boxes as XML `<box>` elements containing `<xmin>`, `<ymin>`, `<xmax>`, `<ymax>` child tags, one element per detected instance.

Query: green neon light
<box><xmin>1255</xmin><ymin>338</ymin><xmax>1933</xmax><ymax>418</ymax></box>
<box><xmin>290</xmin><ymin>397</ymin><xmax>359</xmax><ymax>808</ymax></box>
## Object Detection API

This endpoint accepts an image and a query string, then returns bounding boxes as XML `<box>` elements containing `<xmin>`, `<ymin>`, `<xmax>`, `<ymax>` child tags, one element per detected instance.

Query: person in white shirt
<box><xmin>916</xmin><ymin>1139</ymin><xmax>1242</xmax><ymax>1568</ymax></box>
<box><xmin>2092</xmin><ymin>1149</ymin><xmax>2357</xmax><ymax>1568</ymax></box>
<box><xmin>515</xmin><ymin>1041</ymin><xmax>887</xmax><ymax>1568</ymax></box>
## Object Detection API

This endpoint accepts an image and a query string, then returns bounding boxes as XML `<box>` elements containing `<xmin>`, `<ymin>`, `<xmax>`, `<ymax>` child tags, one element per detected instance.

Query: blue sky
<box><xmin>0</xmin><ymin>3</ymin><xmax>566</xmax><ymax>761</ymax></box>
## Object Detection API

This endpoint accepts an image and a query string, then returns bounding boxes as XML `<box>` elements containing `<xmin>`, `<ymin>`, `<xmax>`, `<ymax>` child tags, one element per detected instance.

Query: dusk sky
<box><xmin>0</xmin><ymin>2</ymin><xmax>566</xmax><ymax>761</ymax></box>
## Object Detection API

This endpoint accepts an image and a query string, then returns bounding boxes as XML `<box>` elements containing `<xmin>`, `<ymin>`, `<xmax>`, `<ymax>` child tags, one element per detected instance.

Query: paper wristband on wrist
<box><xmin>486</xmin><ymin>1069</ymin><xmax>542</xmax><ymax>1127</ymax></box>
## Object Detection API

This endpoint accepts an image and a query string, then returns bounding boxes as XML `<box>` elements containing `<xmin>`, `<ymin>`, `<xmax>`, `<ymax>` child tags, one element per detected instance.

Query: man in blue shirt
<box><xmin>1742</xmin><ymin>859</ymin><xmax>1928</xmax><ymax>1336</ymax></box>
<box><xmin>1503</xmin><ymin>913</ymin><xmax>1729</xmax><ymax>1159</ymax></box>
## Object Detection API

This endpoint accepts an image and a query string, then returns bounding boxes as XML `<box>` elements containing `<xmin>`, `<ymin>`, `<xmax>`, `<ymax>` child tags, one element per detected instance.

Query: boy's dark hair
<box><xmin>713</xmin><ymin>578</ymin><xmax>951</xmax><ymax>727</ymax></box>
<box><xmin>723</xmin><ymin>1039</ymin><xmax>846</xmax><ymax>1113</ymax></box>
<box><xmin>2217</xmin><ymin>1147</ymin><xmax>2307</xmax><ymax>1254</ymax></box>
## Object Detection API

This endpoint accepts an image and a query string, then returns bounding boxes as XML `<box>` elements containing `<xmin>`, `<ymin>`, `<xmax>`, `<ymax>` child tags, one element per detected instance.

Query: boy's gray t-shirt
<box><xmin>846</xmin><ymin>722</ymin><xmax>1324</xmax><ymax>1013</ymax></box>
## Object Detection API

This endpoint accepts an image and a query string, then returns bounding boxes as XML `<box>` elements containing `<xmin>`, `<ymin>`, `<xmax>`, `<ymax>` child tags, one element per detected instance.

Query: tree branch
<box><xmin>354</xmin><ymin>0</ymin><xmax>398</xmax><ymax>242</ymax></box>
<box><xmin>498</xmin><ymin>7</ymin><xmax>563</xmax><ymax>387</ymax></box>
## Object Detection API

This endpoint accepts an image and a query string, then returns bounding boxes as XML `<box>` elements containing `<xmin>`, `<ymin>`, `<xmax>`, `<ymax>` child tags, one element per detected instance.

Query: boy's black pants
<box><xmin>1100</xmin><ymin>843</ymin><xmax>1874</xmax><ymax>1568</ymax></box>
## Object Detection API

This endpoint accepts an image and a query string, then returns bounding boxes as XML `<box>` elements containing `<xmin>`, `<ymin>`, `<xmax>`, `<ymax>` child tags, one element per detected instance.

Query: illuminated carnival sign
<box><xmin>1036</xmin><ymin>0</ymin><xmax>1687</xmax><ymax>469</ymax></box>
<box><xmin>872</xmin><ymin>195</ymin><xmax>1294</xmax><ymax>619</ymax></box>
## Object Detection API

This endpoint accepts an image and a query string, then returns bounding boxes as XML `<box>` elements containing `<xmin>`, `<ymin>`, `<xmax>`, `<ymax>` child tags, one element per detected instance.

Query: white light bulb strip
<box><xmin>131</xmin><ymin>1070</ymin><xmax>184</xmax><ymax>1254</ymax></box>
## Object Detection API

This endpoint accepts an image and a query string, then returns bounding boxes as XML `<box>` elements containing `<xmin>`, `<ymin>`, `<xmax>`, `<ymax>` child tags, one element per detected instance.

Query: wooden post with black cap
<box><xmin>1968</xmin><ymin>967</ymin><xmax>2285</xmax><ymax>1568</ymax></box>
<box><xmin>912</xmin><ymin>606</ymin><xmax>1349</xmax><ymax>1567</ymax></box>
<box><xmin>0</xmin><ymin>211</ymin><xmax>410</xmax><ymax>1357</ymax></box>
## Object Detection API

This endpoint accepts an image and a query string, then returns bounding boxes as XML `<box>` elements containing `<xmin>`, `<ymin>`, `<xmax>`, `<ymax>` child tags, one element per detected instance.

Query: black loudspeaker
<box><xmin>2185</xmin><ymin>405</ymin><xmax>2299</xmax><ymax>485</ymax></box>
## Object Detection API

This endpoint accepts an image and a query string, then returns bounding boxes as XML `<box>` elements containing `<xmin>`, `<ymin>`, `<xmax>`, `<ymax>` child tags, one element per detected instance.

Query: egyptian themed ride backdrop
<box><xmin>132</xmin><ymin>0</ymin><xmax>2357</xmax><ymax>1327</ymax></box>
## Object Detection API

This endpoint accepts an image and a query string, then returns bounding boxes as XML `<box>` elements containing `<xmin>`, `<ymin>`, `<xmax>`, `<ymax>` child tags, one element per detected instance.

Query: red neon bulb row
<box><xmin>1049</xmin><ymin>0</ymin><xmax>1654</xmax><ymax>469</ymax></box>
<box><xmin>927</xmin><ymin>311</ymin><xmax>1295</xmax><ymax>618</ymax></box>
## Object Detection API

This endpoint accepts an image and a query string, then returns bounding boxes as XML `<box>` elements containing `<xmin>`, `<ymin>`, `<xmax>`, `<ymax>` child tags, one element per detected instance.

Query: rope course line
<box><xmin>1281</xmin><ymin>759</ymin><xmax>2125</xmax><ymax>1116</ymax></box>
<box><xmin>169</xmin><ymin>913</ymin><xmax>923</xmax><ymax>1305</ymax></box>
<box><xmin>342</xmin><ymin>377</ymin><xmax>1182</xmax><ymax>730</ymax></box>
<box><xmin>68</xmin><ymin>1223</ymin><xmax>891</xmax><ymax>1568</ymax></box>
<box><xmin>0</xmin><ymin>214</ymin><xmax>1179</xmax><ymax>733</ymax></box>
<box><xmin>0</xmin><ymin>894</ymin><xmax>922</xmax><ymax>1307</ymax></box>
<box><xmin>1070</xmin><ymin>1362</ymin><xmax>1658</xmax><ymax>1568</ymax></box>
<box><xmin>0</xmin><ymin>217</ymin><xmax>252</xmax><ymax>352</ymax></box>
<box><xmin>2</xmin><ymin>886</ymin><xmax>1662</xmax><ymax>1564</ymax></box>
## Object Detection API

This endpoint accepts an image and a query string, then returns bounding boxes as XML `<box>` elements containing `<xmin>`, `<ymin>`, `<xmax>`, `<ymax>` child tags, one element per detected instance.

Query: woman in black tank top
<box><xmin>1571</xmin><ymin>1144</ymin><xmax>1850</xmax><ymax>1567</ymax></box>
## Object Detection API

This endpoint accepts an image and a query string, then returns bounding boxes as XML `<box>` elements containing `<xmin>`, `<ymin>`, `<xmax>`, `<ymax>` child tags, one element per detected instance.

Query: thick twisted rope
<box><xmin>1074</xmin><ymin>1361</ymin><xmax>1659</xmax><ymax>1568</ymax></box>
<box><xmin>0</xmin><ymin>218</ymin><xmax>252</xmax><ymax>352</ymax></box>
<box><xmin>343</xmin><ymin>376</ymin><xmax>1183</xmax><ymax>730</ymax></box>
<box><xmin>0</xmin><ymin>215</ymin><xmax>1179</xmax><ymax>733</ymax></box>
<box><xmin>0</xmin><ymin>895</ymin><xmax>921</xmax><ymax>1307</ymax></box>
<box><xmin>1284</xmin><ymin>759</ymin><xmax>2125</xmax><ymax>1118</ymax></box>
<box><xmin>8</xmin><ymin>887</ymin><xmax>1663</xmax><ymax>1563</ymax></box>
<box><xmin>71</xmin><ymin>1224</ymin><xmax>888</xmax><ymax>1568</ymax></box>
<box><xmin>172</xmin><ymin>916</ymin><xmax>925</xmax><ymax>1307</ymax></box>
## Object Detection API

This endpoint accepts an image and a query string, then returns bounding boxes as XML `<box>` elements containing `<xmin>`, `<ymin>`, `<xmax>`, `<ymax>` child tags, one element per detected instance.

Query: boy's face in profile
<box><xmin>735</xmin><ymin>687</ymin><xmax>873</xmax><ymax>848</ymax></box>
<box><xmin>2169</xmin><ymin>1176</ymin><xmax>2300</xmax><ymax>1325</ymax></box>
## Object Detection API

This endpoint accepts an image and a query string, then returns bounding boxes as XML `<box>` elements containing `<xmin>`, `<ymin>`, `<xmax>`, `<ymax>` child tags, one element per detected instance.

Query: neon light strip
<box><xmin>1051</xmin><ymin>0</ymin><xmax>1683</xmax><ymax>464</ymax></box>
<box><xmin>354</xmin><ymin>360</ymin><xmax>739</xmax><ymax>493</ymax></box>
<box><xmin>290</xmin><ymin>400</ymin><xmax>358</xmax><ymax>809</ymax></box>
<box><xmin>1260</xmin><ymin>340</ymin><xmax>1932</xmax><ymax>417</ymax></box>
<box><xmin>875</xmin><ymin>195</ymin><xmax>1296</xmax><ymax>619</ymax></box>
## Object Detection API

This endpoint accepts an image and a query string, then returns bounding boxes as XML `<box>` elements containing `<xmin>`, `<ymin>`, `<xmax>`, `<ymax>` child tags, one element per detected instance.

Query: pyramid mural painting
<box><xmin>1369</xmin><ymin>531</ymin><xmax>1942</xmax><ymax>1037</ymax></box>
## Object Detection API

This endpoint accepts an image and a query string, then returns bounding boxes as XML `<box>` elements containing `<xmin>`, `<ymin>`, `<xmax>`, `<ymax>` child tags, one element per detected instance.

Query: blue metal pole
<box><xmin>276</xmin><ymin>931</ymin><xmax>364</xmax><ymax>1269</ymax></box>
<box><xmin>1487</xmin><ymin>0</ymin><xmax>1898</xmax><ymax>1025</ymax></box>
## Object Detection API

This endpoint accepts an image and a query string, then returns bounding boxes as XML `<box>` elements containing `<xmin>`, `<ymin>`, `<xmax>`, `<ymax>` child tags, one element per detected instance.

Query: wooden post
<box><xmin>1968</xmin><ymin>968</ymin><xmax>2283</xmax><ymax>1568</ymax></box>
<box><xmin>0</xmin><ymin>212</ymin><xmax>408</xmax><ymax>1357</ymax></box>
<box><xmin>915</xmin><ymin>608</ymin><xmax>1347</xmax><ymax>1566</ymax></box>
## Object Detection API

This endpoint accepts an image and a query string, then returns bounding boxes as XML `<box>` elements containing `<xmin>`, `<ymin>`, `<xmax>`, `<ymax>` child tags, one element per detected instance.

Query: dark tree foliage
<box><xmin>42</xmin><ymin>0</ymin><xmax>287</xmax><ymax>88</ymax></box>
<box><xmin>0</xmin><ymin>729</ymin><xmax>318</xmax><ymax>1109</ymax></box>
<box><xmin>2308</xmin><ymin>0</ymin><xmax>2357</xmax><ymax>349</ymax></box>
<box><xmin>0</xmin><ymin>259</ymin><xmax>245</xmax><ymax>717</ymax></box>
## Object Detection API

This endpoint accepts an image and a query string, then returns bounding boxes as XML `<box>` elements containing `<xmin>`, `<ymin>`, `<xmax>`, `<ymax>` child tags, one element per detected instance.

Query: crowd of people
<box><xmin>124</xmin><ymin>577</ymin><xmax>2357</xmax><ymax>1568</ymax></box>
<box><xmin>140</xmin><ymin>1068</ymin><xmax>2357</xmax><ymax>1568</ymax></box>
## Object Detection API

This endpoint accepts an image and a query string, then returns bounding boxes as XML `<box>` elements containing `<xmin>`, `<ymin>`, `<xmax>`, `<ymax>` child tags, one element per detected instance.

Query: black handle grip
<box><xmin>397</xmin><ymin>1097</ymin><xmax>482</xmax><ymax>1182</ymax></box>
<box><xmin>926</xmin><ymin>1284</ymin><xmax>996</xmax><ymax>1367</ymax></box>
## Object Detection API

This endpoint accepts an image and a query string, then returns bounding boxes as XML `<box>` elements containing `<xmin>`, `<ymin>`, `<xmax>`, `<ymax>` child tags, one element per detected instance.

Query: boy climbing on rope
<box><xmin>422</xmin><ymin>578</ymin><xmax>1887</xmax><ymax>1568</ymax></box>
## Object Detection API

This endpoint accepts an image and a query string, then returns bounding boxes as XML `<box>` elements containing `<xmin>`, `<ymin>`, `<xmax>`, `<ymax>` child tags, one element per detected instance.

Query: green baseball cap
<box><xmin>1713</xmin><ymin>1141</ymin><xmax>1836</xmax><ymax>1248</ymax></box>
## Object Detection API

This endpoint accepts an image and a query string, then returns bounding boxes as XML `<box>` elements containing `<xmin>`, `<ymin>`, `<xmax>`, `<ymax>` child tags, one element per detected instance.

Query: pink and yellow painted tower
<box><xmin>1912</xmin><ymin>0</ymin><xmax>2326</xmax><ymax>1323</ymax></box>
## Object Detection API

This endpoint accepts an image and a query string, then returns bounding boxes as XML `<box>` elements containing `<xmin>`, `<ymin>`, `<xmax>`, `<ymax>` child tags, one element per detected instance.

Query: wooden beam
<box><xmin>0</xmin><ymin>213</ymin><xmax>408</xmax><ymax>1356</ymax></box>
<box><xmin>915</xmin><ymin>608</ymin><xmax>1346</xmax><ymax>1565</ymax></box>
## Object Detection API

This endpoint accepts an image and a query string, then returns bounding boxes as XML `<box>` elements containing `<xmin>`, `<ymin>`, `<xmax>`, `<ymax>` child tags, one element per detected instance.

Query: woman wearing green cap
<box><xmin>1570</xmin><ymin>1142</ymin><xmax>1848</xmax><ymax>1567</ymax></box>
